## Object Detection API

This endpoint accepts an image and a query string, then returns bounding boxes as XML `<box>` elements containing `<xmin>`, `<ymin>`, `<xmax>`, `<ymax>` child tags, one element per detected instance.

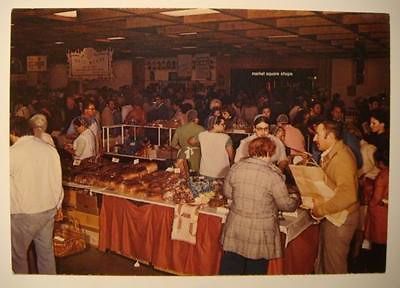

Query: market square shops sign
<box><xmin>251</xmin><ymin>71</ymin><xmax>294</xmax><ymax>77</ymax></box>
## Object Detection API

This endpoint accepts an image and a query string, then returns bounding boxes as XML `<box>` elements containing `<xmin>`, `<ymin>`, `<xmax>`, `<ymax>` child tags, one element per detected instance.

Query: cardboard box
<box><xmin>82</xmin><ymin>227</ymin><xmax>99</xmax><ymax>247</ymax></box>
<box><xmin>62</xmin><ymin>188</ymin><xmax>77</xmax><ymax>208</ymax></box>
<box><xmin>64</xmin><ymin>209</ymin><xmax>99</xmax><ymax>231</ymax></box>
<box><xmin>76</xmin><ymin>192</ymin><xmax>100</xmax><ymax>215</ymax></box>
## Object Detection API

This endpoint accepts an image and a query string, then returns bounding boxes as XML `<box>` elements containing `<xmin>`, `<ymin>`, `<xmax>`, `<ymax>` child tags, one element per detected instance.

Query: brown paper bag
<box><xmin>289</xmin><ymin>164</ymin><xmax>348</xmax><ymax>227</ymax></box>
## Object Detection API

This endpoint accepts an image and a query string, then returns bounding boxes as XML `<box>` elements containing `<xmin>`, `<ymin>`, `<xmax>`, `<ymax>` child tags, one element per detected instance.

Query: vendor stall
<box><xmin>63</xmin><ymin>179</ymin><xmax>319</xmax><ymax>275</ymax></box>
<box><xmin>59</xmin><ymin>152</ymin><xmax>319</xmax><ymax>276</ymax></box>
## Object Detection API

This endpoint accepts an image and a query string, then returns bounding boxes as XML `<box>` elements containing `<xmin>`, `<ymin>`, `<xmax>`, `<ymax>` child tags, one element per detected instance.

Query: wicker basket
<box><xmin>53</xmin><ymin>216</ymin><xmax>86</xmax><ymax>258</ymax></box>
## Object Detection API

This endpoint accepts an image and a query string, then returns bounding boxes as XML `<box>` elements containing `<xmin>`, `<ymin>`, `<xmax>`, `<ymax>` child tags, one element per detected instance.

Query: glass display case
<box><xmin>102</xmin><ymin>124</ymin><xmax>177</xmax><ymax>161</ymax></box>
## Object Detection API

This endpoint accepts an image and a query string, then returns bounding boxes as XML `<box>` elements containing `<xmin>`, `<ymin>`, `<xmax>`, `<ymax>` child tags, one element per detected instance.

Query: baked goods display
<box><xmin>62</xmin><ymin>158</ymin><xmax>158</xmax><ymax>190</ymax></box>
<box><xmin>133</xmin><ymin>145</ymin><xmax>177</xmax><ymax>160</ymax></box>
<box><xmin>156</xmin><ymin>146</ymin><xmax>177</xmax><ymax>160</ymax></box>
<box><xmin>148</xmin><ymin>119</ymin><xmax>180</xmax><ymax>128</ymax></box>
<box><xmin>62</xmin><ymin>158</ymin><xmax>226</xmax><ymax>207</ymax></box>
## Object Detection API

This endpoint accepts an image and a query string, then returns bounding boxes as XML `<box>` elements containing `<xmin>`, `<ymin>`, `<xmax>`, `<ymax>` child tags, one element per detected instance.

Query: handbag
<box><xmin>53</xmin><ymin>214</ymin><xmax>87</xmax><ymax>257</ymax></box>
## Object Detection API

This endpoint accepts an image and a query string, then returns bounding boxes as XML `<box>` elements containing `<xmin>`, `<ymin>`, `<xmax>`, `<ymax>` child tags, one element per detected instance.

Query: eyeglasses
<box><xmin>255</xmin><ymin>127</ymin><xmax>269</xmax><ymax>131</ymax></box>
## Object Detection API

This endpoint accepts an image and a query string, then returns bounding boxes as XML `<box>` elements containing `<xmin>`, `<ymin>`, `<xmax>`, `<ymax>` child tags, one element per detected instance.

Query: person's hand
<box><xmin>310</xmin><ymin>196</ymin><xmax>324</xmax><ymax>218</ymax></box>
<box><xmin>310</xmin><ymin>209</ymin><xmax>324</xmax><ymax>221</ymax></box>
<box><xmin>64</xmin><ymin>143</ymin><xmax>74</xmax><ymax>154</ymax></box>
<box><xmin>54</xmin><ymin>209</ymin><xmax>63</xmax><ymax>222</ymax></box>
<box><xmin>300</xmin><ymin>196</ymin><xmax>314</xmax><ymax>209</ymax></box>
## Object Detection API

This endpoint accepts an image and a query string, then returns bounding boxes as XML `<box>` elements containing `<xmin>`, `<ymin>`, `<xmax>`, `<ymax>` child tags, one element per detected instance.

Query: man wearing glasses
<box><xmin>234</xmin><ymin>114</ymin><xmax>288</xmax><ymax>172</ymax></box>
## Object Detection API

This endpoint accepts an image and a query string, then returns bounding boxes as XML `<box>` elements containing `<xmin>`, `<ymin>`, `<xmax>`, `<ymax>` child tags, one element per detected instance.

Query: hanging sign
<box><xmin>250</xmin><ymin>71</ymin><xmax>294</xmax><ymax>77</ymax></box>
<box><xmin>67</xmin><ymin>48</ymin><xmax>113</xmax><ymax>79</ymax></box>
<box><xmin>194</xmin><ymin>53</ymin><xmax>210</xmax><ymax>80</ymax></box>
<box><xmin>27</xmin><ymin>55</ymin><xmax>47</xmax><ymax>72</ymax></box>
<box><xmin>177</xmin><ymin>54</ymin><xmax>192</xmax><ymax>79</ymax></box>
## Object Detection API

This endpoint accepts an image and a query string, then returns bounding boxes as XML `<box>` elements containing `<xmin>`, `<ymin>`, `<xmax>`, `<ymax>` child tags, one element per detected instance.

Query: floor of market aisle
<box><xmin>54</xmin><ymin>246</ymin><xmax>372</xmax><ymax>276</ymax></box>
<box><xmin>27</xmin><ymin>241</ymin><xmax>375</xmax><ymax>276</ymax></box>
<box><xmin>55</xmin><ymin>246</ymin><xmax>171</xmax><ymax>276</ymax></box>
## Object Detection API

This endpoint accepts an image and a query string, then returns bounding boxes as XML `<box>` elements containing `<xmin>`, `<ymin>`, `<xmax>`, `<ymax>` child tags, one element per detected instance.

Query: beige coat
<box><xmin>314</xmin><ymin>140</ymin><xmax>359</xmax><ymax>217</ymax></box>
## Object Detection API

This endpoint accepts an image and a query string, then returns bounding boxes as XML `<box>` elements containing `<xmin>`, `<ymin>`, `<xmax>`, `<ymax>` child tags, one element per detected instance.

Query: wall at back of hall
<box><xmin>217</xmin><ymin>55</ymin><xmax>389</xmax><ymax>108</ymax></box>
<box><xmin>217</xmin><ymin>55</ymin><xmax>332</xmax><ymax>93</ymax></box>
<box><xmin>44</xmin><ymin>55</ymin><xmax>389</xmax><ymax>109</ymax></box>
<box><xmin>46</xmin><ymin>60</ymin><xmax>133</xmax><ymax>91</ymax></box>
<box><xmin>331</xmin><ymin>58</ymin><xmax>389</xmax><ymax>108</ymax></box>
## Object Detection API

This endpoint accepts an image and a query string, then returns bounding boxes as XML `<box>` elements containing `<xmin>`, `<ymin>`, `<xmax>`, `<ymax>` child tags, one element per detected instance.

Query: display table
<box><xmin>97</xmin><ymin>195</ymin><xmax>319</xmax><ymax>275</ymax></box>
<box><xmin>98</xmin><ymin>196</ymin><xmax>223</xmax><ymax>275</ymax></box>
<box><xmin>63</xmin><ymin>181</ymin><xmax>319</xmax><ymax>275</ymax></box>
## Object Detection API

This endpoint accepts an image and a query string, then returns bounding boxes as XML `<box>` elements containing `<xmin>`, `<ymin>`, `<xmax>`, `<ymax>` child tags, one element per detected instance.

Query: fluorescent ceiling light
<box><xmin>161</xmin><ymin>9</ymin><xmax>219</xmax><ymax>17</ymax></box>
<box><xmin>268</xmin><ymin>35</ymin><xmax>298</xmax><ymax>39</ymax></box>
<box><xmin>106</xmin><ymin>36</ymin><xmax>126</xmax><ymax>40</ymax></box>
<box><xmin>54</xmin><ymin>10</ymin><xmax>77</xmax><ymax>18</ymax></box>
<box><xmin>95</xmin><ymin>38</ymin><xmax>110</xmax><ymax>43</ymax></box>
<box><xmin>179</xmin><ymin>32</ymin><xmax>198</xmax><ymax>36</ymax></box>
<box><xmin>55</xmin><ymin>41</ymin><xmax>64</xmax><ymax>45</ymax></box>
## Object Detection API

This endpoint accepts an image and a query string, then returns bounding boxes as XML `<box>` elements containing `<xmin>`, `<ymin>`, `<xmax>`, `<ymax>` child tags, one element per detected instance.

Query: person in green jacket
<box><xmin>171</xmin><ymin>109</ymin><xmax>205</xmax><ymax>173</ymax></box>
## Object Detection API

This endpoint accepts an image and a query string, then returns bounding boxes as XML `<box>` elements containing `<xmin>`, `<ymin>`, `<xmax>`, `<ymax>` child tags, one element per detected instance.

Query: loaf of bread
<box><xmin>144</xmin><ymin>162</ymin><xmax>158</xmax><ymax>174</ymax></box>
<box><xmin>121</xmin><ymin>171</ymin><xmax>141</xmax><ymax>181</ymax></box>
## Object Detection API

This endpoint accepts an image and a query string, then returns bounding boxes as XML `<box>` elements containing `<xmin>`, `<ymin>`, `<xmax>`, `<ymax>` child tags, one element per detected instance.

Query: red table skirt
<box><xmin>98</xmin><ymin>196</ymin><xmax>318</xmax><ymax>275</ymax></box>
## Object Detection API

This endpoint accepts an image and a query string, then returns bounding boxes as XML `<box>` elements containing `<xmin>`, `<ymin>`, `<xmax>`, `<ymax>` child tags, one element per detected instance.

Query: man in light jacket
<box><xmin>10</xmin><ymin>117</ymin><xmax>64</xmax><ymax>274</ymax></box>
<box><xmin>312</xmin><ymin>120</ymin><xmax>360</xmax><ymax>274</ymax></box>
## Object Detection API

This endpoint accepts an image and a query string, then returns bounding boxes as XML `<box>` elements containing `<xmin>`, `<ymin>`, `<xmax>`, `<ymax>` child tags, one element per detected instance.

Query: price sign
<box><xmin>73</xmin><ymin>159</ymin><xmax>81</xmax><ymax>166</ymax></box>
<box><xmin>112</xmin><ymin>157</ymin><xmax>120</xmax><ymax>163</ymax></box>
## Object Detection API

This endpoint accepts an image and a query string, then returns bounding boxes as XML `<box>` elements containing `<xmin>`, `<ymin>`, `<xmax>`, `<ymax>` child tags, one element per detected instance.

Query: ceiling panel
<box><xmin>218</xmin><ymin>21</ymin><xmax>266</xmax><ymax>31</ymax></box>
<box><xmin>246</xmin><ymin>10</ymin><xmax>315</xmax><ymax>19</ymax></box>
<box><xmin>298</xmin><ymin>25</ymin><xmax>351</xmax><ymax>35</ymax></box>
<box><xmin>358</xmin><ymin>23</ymin><xmax>389</xmax><ymax>33</ymax></box>
<box><xmin>10</xmin><ymin>8</ymin><xmax>390</xmax><ymax>59</ymax></box>
<box><xmin>341</xmin><ymin>13</ymin><xmax>389</xmax><ymax>25</ymax></box>
<box><xmin>246</xmin><ymin>29</ymin><xmax>294</xmax><ymax>38</ymax></box>
<box><xmin>317</xmin><ymin>33</ymin><xmax>357</xmax><ymax>40</ymax></box>
<box><xmin>276</xmin><ymin>16</ymin><xmax>334</xmax><ymax>28</ymax></box>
